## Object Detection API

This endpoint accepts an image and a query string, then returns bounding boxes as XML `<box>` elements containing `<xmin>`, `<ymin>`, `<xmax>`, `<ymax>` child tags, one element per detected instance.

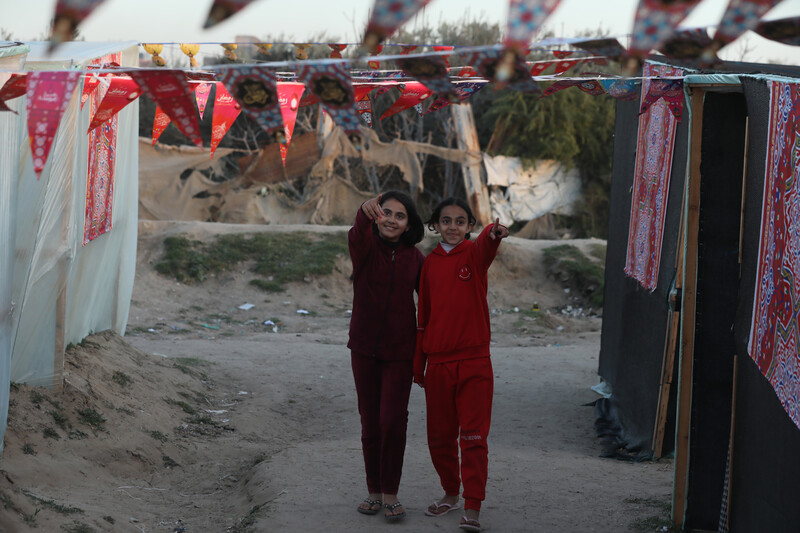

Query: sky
<box><xmin>2</xmin><ymin>0</ymin><xmax>800</xmax><ymax>64</ymax></box>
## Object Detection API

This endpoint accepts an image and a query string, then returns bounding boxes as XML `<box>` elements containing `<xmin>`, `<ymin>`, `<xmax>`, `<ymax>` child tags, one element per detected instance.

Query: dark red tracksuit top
<box><xmin>348</xmin><ymin>208</ymin><xmax>425</xmax><ymax>360</ymax></box>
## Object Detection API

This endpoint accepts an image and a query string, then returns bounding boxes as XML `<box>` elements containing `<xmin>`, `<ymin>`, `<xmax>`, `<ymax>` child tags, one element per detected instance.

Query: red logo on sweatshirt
<box><xmin>457</xmin><ymin>264</ymin><xmax>472</xmax><ymax>281</ymax></box>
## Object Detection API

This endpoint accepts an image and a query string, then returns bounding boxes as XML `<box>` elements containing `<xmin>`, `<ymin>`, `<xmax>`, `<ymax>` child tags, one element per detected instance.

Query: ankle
<box><xmin>383</xmin><ymin>494</ymin><xmax>399</xmax><ymax>505</ymax></box>
<box><xmin>440</xmin><ymin>494</ymin><xmax>459</xmax><ymax>505</ymax></box>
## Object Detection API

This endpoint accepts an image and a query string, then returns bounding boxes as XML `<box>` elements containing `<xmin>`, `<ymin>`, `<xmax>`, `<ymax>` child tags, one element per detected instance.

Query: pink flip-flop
<box><xmin>425</xmin><ymin>501</ymin><xmax>462</xmax><ymax>517</ymax></box>
<box><xmin>459</xmin><ymin>515</ymin><xmax>482</xmax><ymax>532</ymax></box>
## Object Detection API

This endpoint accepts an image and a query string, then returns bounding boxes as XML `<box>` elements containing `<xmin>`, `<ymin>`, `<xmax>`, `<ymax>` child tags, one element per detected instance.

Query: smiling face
<box><xmin>376</xmin><ymin>198</ymin><xmax>409</xmax><ymax>242</ymax></box>
<box><xmin>434</xmin><ymin>204</ymin><xmax>473</xmax><ymax>246</ymax></box>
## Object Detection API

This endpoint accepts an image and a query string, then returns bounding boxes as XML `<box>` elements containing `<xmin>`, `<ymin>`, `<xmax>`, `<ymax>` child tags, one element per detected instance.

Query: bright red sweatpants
<box><xmin>424</xmin><ymin>356</ymin><xmax>493</xmax><ymax>512</ymax></box>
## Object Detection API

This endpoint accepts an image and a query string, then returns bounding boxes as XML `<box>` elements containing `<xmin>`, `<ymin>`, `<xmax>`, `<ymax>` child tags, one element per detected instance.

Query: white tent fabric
<box><xmin>0</xmin><ymin>41</ymin><xmax>139</xmax><ymax>456</ymax></box>
<box><xmin>484</xmin><ymin>155</ymin><xmax>582</xmax><ymax>223</ymax></box>
<box><xmin>0</xmin><ymin>44</ymin><xmax>28</xmax><ymax>460</ymax></box>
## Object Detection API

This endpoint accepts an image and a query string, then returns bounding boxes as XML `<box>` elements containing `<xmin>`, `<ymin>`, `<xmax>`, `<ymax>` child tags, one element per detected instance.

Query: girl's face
<box><xmin>376</xmin><ymin>198</ymin><xmax>410</xmax><ymax>242</ymax></box>
<box><xmin>434</xmin><ymin>204</ymin><xmax>473</xmax><ymax>246</ymax></box>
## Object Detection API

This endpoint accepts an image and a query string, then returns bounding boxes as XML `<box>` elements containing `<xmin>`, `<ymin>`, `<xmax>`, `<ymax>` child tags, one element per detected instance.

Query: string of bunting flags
<box><xmin>4</xmin><ymin>0</ymin><xmax>799</xmax><ymax>178</ymax></box>
<box><xmin>0</xmin><ymin>42</ymin><xmax>693</xmax><ymax>177</ymax></box>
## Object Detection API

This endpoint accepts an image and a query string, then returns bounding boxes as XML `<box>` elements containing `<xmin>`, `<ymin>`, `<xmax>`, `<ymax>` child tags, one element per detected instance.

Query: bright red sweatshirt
<box><xmin>414</xmin><ymin>224</ymin><xmax>503</xmax><ymax>381</ymax></box>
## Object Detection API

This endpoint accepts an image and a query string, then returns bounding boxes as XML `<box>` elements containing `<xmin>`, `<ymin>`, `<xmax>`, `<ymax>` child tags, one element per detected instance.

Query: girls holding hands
<box><xmin>414</xmin><ymin>197</ymin><xmax>509</xmax><ymax>532</ymax></box>
<box><xmin>348</xmin><ymin>191</ymin><xmax>425</xmax><ymax>522</ymax></box>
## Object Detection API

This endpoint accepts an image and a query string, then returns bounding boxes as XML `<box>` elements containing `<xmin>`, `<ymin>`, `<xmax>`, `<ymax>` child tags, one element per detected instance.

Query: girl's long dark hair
<box><xmin>426</xmin><ymin>197</ymin><xmax>477</xmax><ymax>240</ymax></box>
<box><xmin>375</xmin><ymin>190</ymin><xmax>425</xmax><ymax>246</ymax></box>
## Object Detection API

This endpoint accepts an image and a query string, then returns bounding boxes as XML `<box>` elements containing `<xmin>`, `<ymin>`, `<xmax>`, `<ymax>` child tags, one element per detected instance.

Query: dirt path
<box><xmin>0</xmin><ymin>223</ymin><xmax>673</xmax><ymax>532</ymax></box>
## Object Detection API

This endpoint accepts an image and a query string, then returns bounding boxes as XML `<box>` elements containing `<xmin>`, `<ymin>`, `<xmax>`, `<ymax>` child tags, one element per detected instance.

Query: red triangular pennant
<box><xmin>87</xmin><ymin>76</ymin><xmax>141</xmax><ymax>132</ymax></box>
<box><xmin>129</xmin><ymin>69</ymin><xmax>203</xmax><ymax>147</ymax></box>
<box><xmin>26</xmin><ymin>71</ymin><xmax>81</xmax><ymax>178</ymax></box>
<box><xmin>152</xmin><ymin>106</ymin><xmax>170</xmax><ymax>145</ymax></box>
<box><xmin>380</xmin><ymin>82</ymin><xmax>433</xmax><ymax>121</ymax></box>
<box><xmin>210</xmin><ymin>82</ymin><xmax>241</xmax><ymax>159</ymax></box>
<box><xmin>0</xmin><ymin>74</ymin><xmax>26</xmax><ymax>114</ymax></box>
<box><xmin>194</xmin><ymin>82</ymin><xmax>212</xmax><ymax>119</ymax></box>
<box><xmin>277</xmin><ymin>82</ymin><xmax>305</xmax><ymax>166</ymax></box>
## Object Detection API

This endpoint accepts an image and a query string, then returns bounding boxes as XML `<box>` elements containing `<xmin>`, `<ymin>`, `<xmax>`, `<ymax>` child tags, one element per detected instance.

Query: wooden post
<box><xmin>672</xmin><ymin>87</ymin><xmax>705</xmax><ymax>527</ymax></box>
<box><xmin>451</xmin><ymin>103</ymin><xmax>491</xmax><ymax>227</ymax></box>
<box><xmin>652</xmin><ymin>161</ymin><xmax>689</xmax><ymax>458</ymax></box>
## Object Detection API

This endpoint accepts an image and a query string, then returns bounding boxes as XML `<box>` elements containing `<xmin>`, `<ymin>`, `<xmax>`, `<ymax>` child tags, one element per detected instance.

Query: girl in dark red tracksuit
<box><xmin>349</xmin><ymin>191</ymin><xmax>425</xmax><ymax>523</ymax></box>
<box><xmin>414</xmin><ymin>197</ymin><xmax>508</xmax><ymax>533</ymax></box>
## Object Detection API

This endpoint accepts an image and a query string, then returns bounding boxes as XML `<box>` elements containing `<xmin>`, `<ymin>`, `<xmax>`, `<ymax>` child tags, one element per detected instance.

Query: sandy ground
<box><xmin>0</xmin><ymin>221</ymin><xmax>673</xmax><ymax>532</ymax></box>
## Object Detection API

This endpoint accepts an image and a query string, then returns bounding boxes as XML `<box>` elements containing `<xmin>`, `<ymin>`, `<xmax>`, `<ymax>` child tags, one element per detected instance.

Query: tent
<box><xmin>0</xmin><ymin>41</ymin><xmax>140</xmax><ymax>455</ymax></box>
<box><xmin>600</xmin><ymin>59</ymin><xmax>800</xmax><ymax>531</ymax></box>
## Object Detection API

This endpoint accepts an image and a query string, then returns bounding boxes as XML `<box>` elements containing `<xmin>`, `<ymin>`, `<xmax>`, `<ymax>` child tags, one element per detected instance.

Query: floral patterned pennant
<box><xmin>629</xmin><ymin>0</ymin><xmax>702</xmax><ymax>58</ymax></box>
<box><xmin>715</xmin><ymin>0</ymin><xmax>781</xmax><ymax>46</ymax></box>
<box><xmin>639</xmin><ymin>78</ymin><xmax>684</xmax><ymax>121</ymax></box>
<box><xmin>296</xmin><ymin>61</ymin><xmax>362</xmax><ymax>143</ymax></box>
<box><xmin>466</xmin><ymin>48</ymin><xmax>540</xmax><ymax>93</ymax></box>
<box><xmin>600</xmin><ymin>78</ymin><xmax>640</xmax><ymax>101</ymax></box>
<box><xmin>425</xmin><ymin>80</ymin><xmax>487</xmax><ymax>115</ymax></box>
<box><xmin>26</xmin><ymin>71</ymin><xmax>81</xmax><ymax>178</ymax></box>
<box><xmin>397</xmin><ymin>54</ymin><xmax>457</xmax><ymax>98</ymax></box>
<box><xmin>329</xmin><ymin>44</ymin><xmax>347</xmax><ymax>59</ymax></box>
<box><xmin>756</xmin><ymin>17</ymin><xmax>800</xmax><ymax>46</ymax></box>
<box><xmin>129</xmin><ymin>69</ymin><xmax>203</xmax><ymax>147</ymax></box>
<box><xmin>50</xmin><ymin>0</ymin><xmax>107</xmax><ymax>50</ymax></box>
<box><xmin>659</xmin><ymin>27</ymin><xmax>713</xmax><ymax>61</ymax></box>
<box><xmin>541</xmin><ymin>78</ymin><xmax>606</xmax><ymax>97</ymax></box>
<box><xmin>506</xmin><ymin>0</ymin><xmax>562</xmax><ymax>50</ymax></box>
<box><xmin>363</xmin><ymin>0</ymin><xmax>433</xmax><ymax>47</ymax></box>
<box><xmin>217</xmin><ymin>66</ymin><xmax>285</xmax><ymax>140</ymax></box>
<box><xmin>204</xmin><ymin>0</ymin><xmax>258</xmax><ymax>29</ymax></box>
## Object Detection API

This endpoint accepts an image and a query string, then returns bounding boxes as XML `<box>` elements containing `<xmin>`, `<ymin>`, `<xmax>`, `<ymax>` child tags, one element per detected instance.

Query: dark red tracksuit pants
<box><xmin>424</xmin><ymin>356</ymin><xmax>493</xmax><ymax>512</ymax></box>
<box><xmin>351</xmin><ymin>351</ymin><xmax>413</xmax><ymax>495</ymax></box>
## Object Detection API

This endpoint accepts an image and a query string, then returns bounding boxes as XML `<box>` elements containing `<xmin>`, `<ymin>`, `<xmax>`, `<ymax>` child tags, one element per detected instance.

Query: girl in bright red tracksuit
<box><xmin>349</xmin><ymin>191</ymin><xmax>425</xmax><ymax>522</ymax></box>
<box><xmin>414</xmin><ymin>197</ymin><xmax>508</xmax><ymax>533</ymax></box>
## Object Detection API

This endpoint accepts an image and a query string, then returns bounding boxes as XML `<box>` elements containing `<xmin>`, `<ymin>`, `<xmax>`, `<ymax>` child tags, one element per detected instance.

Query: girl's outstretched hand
<box><xmin>361</xmin><ymin>194</ymin><xmax>383</xmax><ymax>221</ymax></box>
<box><xmin>490</xmin><ymin>218</ymin><xmax>509</xmax><ymax>240</ymax></box>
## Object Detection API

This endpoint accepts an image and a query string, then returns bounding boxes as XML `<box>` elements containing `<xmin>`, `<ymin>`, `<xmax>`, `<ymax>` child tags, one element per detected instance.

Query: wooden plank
<box><xmin>652</xmin><ymin>309</ymin><xmax>680</xmax><ymax>457</ymax></box>
<box><xmin>652</xmin><ymin>171</ymin><xmax>688</xmax><ymax>458</ymax></box>
<box><xmin>672</xmin><ymin>88</ymin><xmax>705</xmax><ymax>527</ymax></box>
<box><xmin>451</xmin><ymin>103</ymin><xmax>491</xmax><ymax>227</ymax></box>
<box><xmin>738</xmin><ymin>118</ymin><xmax>750</xmax><ymax>268</ymax></box>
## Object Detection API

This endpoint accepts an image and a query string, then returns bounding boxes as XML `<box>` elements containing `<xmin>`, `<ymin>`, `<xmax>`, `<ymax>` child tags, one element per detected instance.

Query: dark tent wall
<box><xmin>682</xmin><ymin>90</ymin><xmax>746</xmax><ymax>531</ymax></box>
<box><xmin>723</xmin><ymin>77</ymin><xmax>800</xmax><ymax>533</ymax></box>
<box><xmin>598</xmin><ymin>97</ymin><xmax>688</xmax><ymax>453</ymax></box>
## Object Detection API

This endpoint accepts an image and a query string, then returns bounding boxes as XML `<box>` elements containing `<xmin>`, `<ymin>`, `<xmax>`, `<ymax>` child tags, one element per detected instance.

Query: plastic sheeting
<box><xmin>484</xmin><ymin>155</ymin><xmax>582</xmax><ymax>223</ymax></box>
<box><xmin>0</xmin><ymin>42</ymin><xmax>140</xmax><ymax>462</ymax></box>
<box><xmin>0</xmin><ymin>61</ymin><xmax>26</xmax><ymax>457</ymax></box>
